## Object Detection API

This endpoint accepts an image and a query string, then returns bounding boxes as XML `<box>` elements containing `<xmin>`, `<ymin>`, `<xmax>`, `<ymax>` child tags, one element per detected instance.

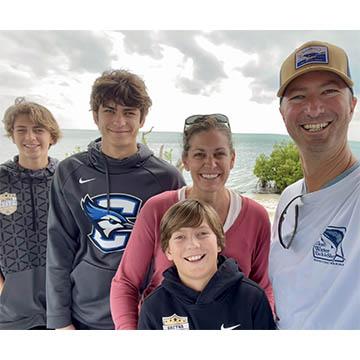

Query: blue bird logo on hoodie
<box><xmin>81</xmin><ymin>193</ymin><xmax>142</xmax><ymax>253</ymax></box>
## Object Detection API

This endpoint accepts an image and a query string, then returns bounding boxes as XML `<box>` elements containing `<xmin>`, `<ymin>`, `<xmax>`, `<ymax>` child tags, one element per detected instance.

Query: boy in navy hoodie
<box><xmin>138</xmin><ymin>199</ymin><xmax>276</xmax><ymax>330</ymax></box>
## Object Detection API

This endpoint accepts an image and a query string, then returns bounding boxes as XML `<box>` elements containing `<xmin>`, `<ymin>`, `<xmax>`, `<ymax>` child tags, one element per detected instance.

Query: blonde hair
<box><xmin>3</xmin><ymin>97</ymin><xmax>61</xmax><ymax>144</ymax></box>
<box><xmin>160</xmin><ymin>199</ymin><xmax>225</xmax><ymax>252</ymax></box>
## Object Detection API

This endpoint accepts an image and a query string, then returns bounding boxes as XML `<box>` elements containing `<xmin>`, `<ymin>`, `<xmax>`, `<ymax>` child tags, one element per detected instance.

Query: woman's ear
<box><xmin>230</xmin><ymin>150</ymin><xmax>235</xmax><ymax>170</ymax></box>
<box><xmin>182</xmin><ymin>155</ymin><xmax>190</xmax><ymax>172</ymax></box>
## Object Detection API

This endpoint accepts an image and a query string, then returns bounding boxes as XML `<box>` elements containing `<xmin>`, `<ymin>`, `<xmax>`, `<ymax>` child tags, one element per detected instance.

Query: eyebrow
<box><xmin>197</xmin><ymin>225</ymin><xmax>210</xmax><ymax>230</ymax></box>
<box><xmin>191</xmin><ymin>147</ymin><xmax>227</xmax><ymax>151</ymax></box>
<box><xmin>103</xmin><ymin>104</ymin><xmax>138</xmax><ymax>111</ymax></box>
<box><xmin>189</xmin><ymin>147</ymin><xmax>226</xmax><ymax>153</ymax></box>
<box><xmin>14</xmin><ymin>125</ymin><xmax>43</xmax><ymax>129</ymax></box>
<box><xmin>103</xmin><ymin>104</ymin><xmax>116</xmax><ymax>110</ymax></box>
<box><xmin>286</xmin><ymin>80</ymin><xmax>344</xmax><ymax>95</ymax></box>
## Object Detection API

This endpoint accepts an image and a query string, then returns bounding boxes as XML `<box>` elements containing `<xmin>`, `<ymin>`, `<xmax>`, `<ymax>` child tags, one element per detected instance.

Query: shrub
<box><xmin>253</xmin><ymin>141</ymin><xmax>303</xmax><ymax>193</ymax></box>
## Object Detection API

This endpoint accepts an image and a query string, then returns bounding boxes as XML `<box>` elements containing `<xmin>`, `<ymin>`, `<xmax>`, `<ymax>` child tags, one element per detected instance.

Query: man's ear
<box><xmin>279</xmin><ymin>105</ymin><xmax>286</xmax><ymax>124</ymax></box>
<box><xmin>349</xmin><ymin>96</ymin><xmax>358</xmax><ymax>121</ymax></box>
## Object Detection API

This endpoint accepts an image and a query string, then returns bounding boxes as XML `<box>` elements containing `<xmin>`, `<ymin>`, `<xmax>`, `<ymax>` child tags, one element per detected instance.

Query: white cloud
<box><xmin>1</xmin><ymin>29</ymin><xmax>360</xmax><ymax>140</ymax></box>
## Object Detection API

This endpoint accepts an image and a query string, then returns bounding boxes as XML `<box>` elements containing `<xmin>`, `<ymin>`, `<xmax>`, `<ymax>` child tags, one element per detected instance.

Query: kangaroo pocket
<box><xmin>0</xmin><ymin>267</ymin><xmax>46</xmax><ymax>323</ymax></box>
<box><xmin>70</xmin><ymin>260</ymin><xmax>115</xmax><ymax>328</ymax></box>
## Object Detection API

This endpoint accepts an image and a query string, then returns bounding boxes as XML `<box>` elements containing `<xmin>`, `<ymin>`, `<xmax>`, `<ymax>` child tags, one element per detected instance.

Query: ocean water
<box><xmin>2</xmin><ymin>129</ymin><xmax>360</xmax><ymax>195</ymax></box>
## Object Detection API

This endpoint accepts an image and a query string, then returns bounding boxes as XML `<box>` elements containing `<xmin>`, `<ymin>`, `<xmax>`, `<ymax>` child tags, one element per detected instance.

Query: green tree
<box><xmin>253</xmin><ymin>141</ymin><xmax>303</xmax><ymax>193</ymax></box>
<box><xmin>65</xmin><ymin>145</ymin><xmax>82</xmax><ymax>158</ymax></box>
<box><xmin>141</xmin><ymin>128</ymin><xmax>184</xmax><ymax>174</ymax></box>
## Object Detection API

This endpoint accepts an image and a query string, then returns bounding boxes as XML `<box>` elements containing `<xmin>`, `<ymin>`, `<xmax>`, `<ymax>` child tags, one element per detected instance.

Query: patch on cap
<box><xmin>296</xmin><ymin>46</ymin><xmax>329</xmax><ymax>69</ymax></box>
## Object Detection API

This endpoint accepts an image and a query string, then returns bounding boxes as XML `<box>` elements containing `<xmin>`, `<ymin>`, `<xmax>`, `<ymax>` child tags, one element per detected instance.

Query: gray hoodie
<box><xmin>0</xmin><ymin>156</ymin><xmax>58</xmax><ymax>329</ymax></box>
<box><xmin>46</xmin><ymin>139</ymin><xmax>185</xmax><ymax>329</ymax></box>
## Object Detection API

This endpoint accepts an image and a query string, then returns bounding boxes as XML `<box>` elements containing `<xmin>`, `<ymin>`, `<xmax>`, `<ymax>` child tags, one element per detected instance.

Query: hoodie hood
<box><xmin>85</xmin><ymin>138</ymin><xmax>154</xmax><ymax>212</ymax></box>
<box><xmin>1</xmin><ymin>156</ymin><xmax>58</xmax><ymax>182</ymax></box>
<box><xmin>87</xmin><ymin>138</ymin><xmax>153</xmax><ymax>175</ymax></box>
<box><xmin>162</xmin><ymin>256</ymin><xmax>244</xmax><ymax>305</ymax></box>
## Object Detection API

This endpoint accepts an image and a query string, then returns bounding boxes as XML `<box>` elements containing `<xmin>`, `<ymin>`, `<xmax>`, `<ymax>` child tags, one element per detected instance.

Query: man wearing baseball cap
<box><xmin>269</xmin><ymin>41</ymin><xmax>360</xmax><ymax>329</ymax></box>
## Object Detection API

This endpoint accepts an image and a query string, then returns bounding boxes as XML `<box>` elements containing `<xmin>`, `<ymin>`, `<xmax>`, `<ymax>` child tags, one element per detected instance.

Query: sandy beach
<box><xmin>244</xmin><ymin>193</ymin><xmax>280</xmax><ymax>224</ymax></box>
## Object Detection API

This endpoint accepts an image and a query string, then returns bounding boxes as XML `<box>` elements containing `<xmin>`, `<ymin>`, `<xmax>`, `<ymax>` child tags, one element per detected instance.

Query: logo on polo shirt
<box><xmin>313</xmin><ymin>226</ymin><xmax>346</xmax><ymax>266</ymax></box>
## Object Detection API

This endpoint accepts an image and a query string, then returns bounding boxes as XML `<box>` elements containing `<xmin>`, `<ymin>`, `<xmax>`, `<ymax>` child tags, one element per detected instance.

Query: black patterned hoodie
<box><xmin>0</xmin><ymin>156</ymin><xmax>58</xmax><ymax>329</ymax></box>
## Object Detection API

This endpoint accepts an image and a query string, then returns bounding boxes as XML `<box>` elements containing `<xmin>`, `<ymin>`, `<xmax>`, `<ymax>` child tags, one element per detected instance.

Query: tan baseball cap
<box><xmin>278</xmin><ymin>40</ymin><xmax>353</xmax><ymax>97</ymax></box>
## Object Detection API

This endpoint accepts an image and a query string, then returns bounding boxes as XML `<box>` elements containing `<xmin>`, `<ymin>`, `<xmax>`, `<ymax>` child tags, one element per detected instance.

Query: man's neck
<box><xmin>301</xmin><ymin>146</ymin><xmax>356</xmax><ymax>192</ymax></box>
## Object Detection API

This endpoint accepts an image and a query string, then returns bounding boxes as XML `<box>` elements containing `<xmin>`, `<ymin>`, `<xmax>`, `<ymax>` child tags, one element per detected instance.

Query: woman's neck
<box><xmin>186</xmin><ymin>186</ymin><xmax>230</xmax><ymax>225</ymax></box>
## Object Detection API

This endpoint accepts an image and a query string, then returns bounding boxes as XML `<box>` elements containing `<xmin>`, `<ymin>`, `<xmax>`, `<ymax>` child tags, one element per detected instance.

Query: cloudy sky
<box><xmin>2</xmin><ymin>4</ymin><xmax>360</xmax><ymax>140</ymax></box>
<box><xmin>1</xmin><ymin>0</ymin><xmax>357</xmax><ymax>354</ymax></box>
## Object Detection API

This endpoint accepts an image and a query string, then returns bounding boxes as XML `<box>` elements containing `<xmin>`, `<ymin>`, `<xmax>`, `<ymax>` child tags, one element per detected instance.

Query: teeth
<box><xmin>201</xmin><ymin>174</ymin><xmax>218</xmax><ymax>179</ymax></box>
<box><xmin>186</xmin><ymin>255</ymin><xmax>203</xmax><ymax>262</ymax></box>
<box><xmin>24</xmin><ymin>144</ymin><xmax>39</xmax><ymax>148</ymax></box>
<box><xmin>302</xmin><ymin>122</ymin><xmax>329</xmax><ymax>132</ymax></box>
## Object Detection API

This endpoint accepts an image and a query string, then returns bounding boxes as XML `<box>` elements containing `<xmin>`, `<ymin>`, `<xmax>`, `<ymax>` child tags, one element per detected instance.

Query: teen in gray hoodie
<box><xmin>46</xmin><ymin>70</ymin><xmax>185</xmax><ymax>330</ymax></box>
<box><xmin>0</xmin><ymin>98</ymin><xmax>61</xmax><ymax>329</ymax></box>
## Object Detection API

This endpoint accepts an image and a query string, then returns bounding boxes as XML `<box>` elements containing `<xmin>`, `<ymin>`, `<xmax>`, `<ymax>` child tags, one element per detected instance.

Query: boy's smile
<box><xmin>165</xmin><ymin>222</ymin><xmax>221</xmax><ymax>292</ymax></box>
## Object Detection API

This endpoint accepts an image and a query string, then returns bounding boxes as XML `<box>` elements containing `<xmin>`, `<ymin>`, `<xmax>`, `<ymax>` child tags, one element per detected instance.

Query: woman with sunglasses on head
<box><xmin>110</xmin><ymin>114</ymin><xmax>274</xmax><ymax>330</ymax></box>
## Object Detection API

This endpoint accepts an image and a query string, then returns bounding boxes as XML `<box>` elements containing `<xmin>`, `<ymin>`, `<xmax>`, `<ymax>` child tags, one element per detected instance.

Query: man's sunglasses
<box><xmin>184</xmin><ymin>113</ymin><xmax>230</xmax><ymax>131</ymax></box>
<box><xmin>277</xmin><ymin>194</ymin><xmax>303</xmax><ymax>249</ymax></box>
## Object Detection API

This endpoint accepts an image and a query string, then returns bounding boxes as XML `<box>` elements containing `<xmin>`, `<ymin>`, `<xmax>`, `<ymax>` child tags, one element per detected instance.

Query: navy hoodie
<box><xmin>138</xmin><ymin>256</ymin><xmax>276</xmax><ymax>330</ymax></box>
<box><xmin>0</xmin><ymin>156</ymin><xmax>58</xmax><ymax>329</ymax></box>
<box><xmin>46</xmin><ymin>139</ymin><xmax>185</xmax><ymax>329</ymax></box>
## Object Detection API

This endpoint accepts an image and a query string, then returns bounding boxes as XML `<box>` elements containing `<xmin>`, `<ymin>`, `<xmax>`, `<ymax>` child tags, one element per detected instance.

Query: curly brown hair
<box><xmin>90</xmin><ymin>69</ymin><xmax>152</xmax><ymax>123</ymax></box>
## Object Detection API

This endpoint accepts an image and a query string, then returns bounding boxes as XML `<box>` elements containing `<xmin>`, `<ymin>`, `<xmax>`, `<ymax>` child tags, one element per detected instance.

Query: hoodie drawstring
<box><xmin>102</xmin><ymin>155</ymin><xmax>111</xmax><ymax>213</ymax></box>
<box><xmin>29</xmin><ymin>178</ymin><xmax>37</xmax><ymax>232</ymax></box>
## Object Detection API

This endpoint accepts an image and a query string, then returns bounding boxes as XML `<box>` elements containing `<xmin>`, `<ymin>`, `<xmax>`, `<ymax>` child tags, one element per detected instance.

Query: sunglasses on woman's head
<box><xmin>184</xmin><ymin>113</ymin><xmax>230</xmax><ymax>131</ymax></box>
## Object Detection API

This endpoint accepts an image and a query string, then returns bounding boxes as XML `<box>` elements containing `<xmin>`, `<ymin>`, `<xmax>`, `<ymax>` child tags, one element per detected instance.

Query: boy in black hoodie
<box><xmin>138</xmin><ymin>199</ymin><xmax>276</xmax><ymax>330</ymax></box>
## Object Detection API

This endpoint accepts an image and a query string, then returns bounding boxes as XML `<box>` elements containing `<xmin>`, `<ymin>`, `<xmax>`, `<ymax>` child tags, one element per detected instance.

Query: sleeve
<box><xmin>110</xmin><ymin>197</ymin><xmax>162</xmax><ymax>330</ymax></box>
<box><xmin>252</xmin><ymin>291</ymin><xmax>277</xmax><ymax>330</ymax></box>
<box><xmin>247</xmin><ymin>203</ymin><xmax>275</xmax><ymax>314</ymax></box>
<box><xmin>46</xmin><ymin>167</ymin><xmax>80</xmax><ymax>329</ymax></box>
